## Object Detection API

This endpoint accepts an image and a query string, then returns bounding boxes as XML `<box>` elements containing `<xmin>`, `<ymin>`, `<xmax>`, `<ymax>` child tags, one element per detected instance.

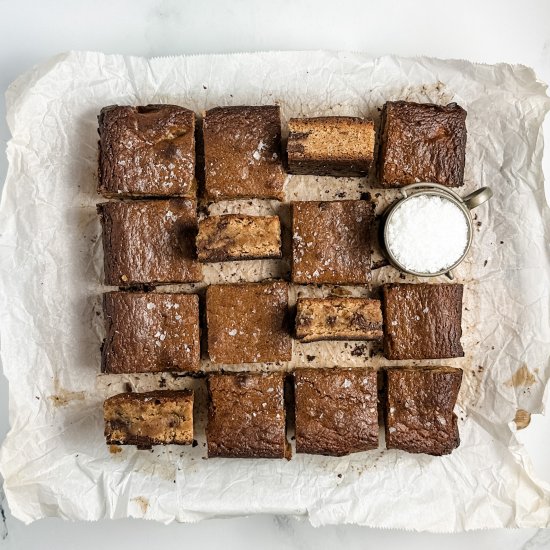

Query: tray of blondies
<box><xmin>1</xmin><ymin>51</ymin><xmax>549</xmax><ymax>530</ymax></box>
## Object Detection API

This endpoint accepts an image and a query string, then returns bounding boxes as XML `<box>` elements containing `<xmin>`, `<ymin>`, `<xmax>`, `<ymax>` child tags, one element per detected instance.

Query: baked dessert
<box><xmin>294</xmin><ymin>368</ymin><xmax>378</xmax><ymax>456</ymax></box>
<box><xmin>102</xmin><ymin>291</ymin><xmax>200</xmax><ymax>374</ymax></box>
<box><xmin>98</xmin><ymin>105</ymin><xmax>196</xmax><ymax>198</ymax></box>
<box><xmin>384</xmin><ymin>366</ymin><xmax>462</xmax><ymax>456</ymax></box>
<box><xmin>207</xmin><ymin>373</ymin><xmax>288</xmax><ymax>458</ymax></box>
<box><xmin>378</xmin><ymin>101</ymin><xmax>467</xmax><ymax>187</ymax></box>
<box><xmin>104</xmin><ymin>390</ymin><xmax>194</xmax><ymax>448</ymax></box>
<box><xmin>206</xmin><ymin>282</ymin><xmax>292</xmax><ymax>364</ymax></box>
<box><xmin>98</xmin><ymin>199</ymin><xmax>202</xmax><ymax>286</ymax></box>
<box><xmin>203</xmin><ymin>106</ymin><xmax>286</xmax><ymax>201</ymax></box>
<box><xmin>382</xmin><ymin>283</ymin><xmax>464</xmax><ymax>360</ymax></box>
<box><xmin>287</xmin><ymin>116</ymin><xmax>375</xmax><ymax>176</ymax></box>
<box><xmin>295</xmin><ymin>297</ymin><xmax>383</xmax><ymax>342</ymax></box>
<box><xmin>196</xmin><ymin>214</ymin><xmax>281</xmax><ymax>262</ymax></box>
<box><xmin>291</xmin><ymin>200</ymin><xmax>373</xmax><ymax>284</ymax></box>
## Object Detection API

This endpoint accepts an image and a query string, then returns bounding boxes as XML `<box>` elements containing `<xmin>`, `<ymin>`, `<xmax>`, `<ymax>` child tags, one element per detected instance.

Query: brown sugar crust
<box><xmin>378</xmin><ymin>101</ymin><xmax>467</xmax><ymax>188</ymax></box>
<box><xmin>207</xmin><ymin>373</ymin><xmax>288</xmax><ymax>458</ymax></box>
<box><xmin>291</xmin><ymin>200</ymin><xmax>373</xmax><ymax>284</ymax></box>
<box><xmin>98</xmin><ymin>105</ymin><xmax>196</xmax><ymax>198</ymax></box>
<box><xmin>102</xmin><ymin>292</ymin><xmax>200</xmax><ymax>374</ymax></box>
<box><xmin>98</xmin><ymin>199</ymin><xmax>202</xmax><ymax>286</ymax></box>
<box><xmin>384</xmin><ymin>366</ymin><xmax>462</xmax><ymax>456</ymax></box>
<box><xmin>294</xmin><ymin>368</ymin><xmax>378</xmax><ymax>456</ymax></box>
<box><xmin>206</xmin><ymin>282</ymin><xmax>292</xmax><ymax>364</ymax></box>
<box><xmin>287</xmin><ymin>117</ymin><xmax>375</xmax><ymax>176</ymax></box>
<box><xmin>104</xmin><ymin>390</ymin><xmax>194</xmax><ymax>447</ymax></box>
<box><xmin>382</xmin><ymin>283</ymin><xmax>464</xmax><ymax>360</ymax></box>
<box><xmin>196</xmin><ymin>214</ymin><xmax>281</xmax><ymax>262</ymax></box>
<box><xmin>295</xmin><ymin>297</ymin><xmax>382</xmax><ymax>342</ymax></box>
<box><xmin>203</xmin><ymin>106</ymin><xmax>286</xmax><ymax>201</ymax></box>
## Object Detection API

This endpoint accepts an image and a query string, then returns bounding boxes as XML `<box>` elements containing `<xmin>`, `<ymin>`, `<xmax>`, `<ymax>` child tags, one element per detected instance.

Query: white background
<box><xmin>1</xmin><ymin>0</ymin><xmax>549</xmax><ymax>548</ymax></box>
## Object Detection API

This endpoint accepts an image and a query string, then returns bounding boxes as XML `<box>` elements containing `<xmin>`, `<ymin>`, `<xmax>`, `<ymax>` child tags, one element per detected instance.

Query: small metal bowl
<box><xmin>381</xmin><ymin>183</ymin><xmax>493</xmax><ymax>279</ymax></box>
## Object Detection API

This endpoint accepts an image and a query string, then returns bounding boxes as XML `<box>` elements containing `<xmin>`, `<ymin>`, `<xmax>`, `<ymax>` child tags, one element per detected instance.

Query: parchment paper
<box><xmin>1</xmin><ymin>51</ymin><xmax>550</xmax><ymax>531</ymax></box>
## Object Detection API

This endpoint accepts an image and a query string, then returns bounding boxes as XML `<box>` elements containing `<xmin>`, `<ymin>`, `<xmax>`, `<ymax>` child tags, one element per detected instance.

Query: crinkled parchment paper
<box><xmin>1</xmin><ymin>51</ymin><xmax>550</xmax><ymax>531</ymax></box>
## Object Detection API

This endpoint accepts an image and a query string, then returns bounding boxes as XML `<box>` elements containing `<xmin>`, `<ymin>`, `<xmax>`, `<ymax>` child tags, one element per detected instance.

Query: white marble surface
<box><xmin>1</xmin><ymin>0</ymin><xmax>549</xmax><ymax>548</ymax></box>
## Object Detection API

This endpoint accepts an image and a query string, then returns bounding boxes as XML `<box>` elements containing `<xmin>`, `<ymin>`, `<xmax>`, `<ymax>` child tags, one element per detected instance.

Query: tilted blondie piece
<box><xmin>295</xmin><ymin>297</ymin><xmax>382</xmax><ymax>342</ymax></box>
<box><xmin>203</xmin><ymin>106</ymin><xmax>286</xmax><ymax>200</ymax></box>
<box><xmin>98</xmin><ymin>199</ymin><xmax>202</xmax><ymax>286</ymax></box>
<box><xmin>207</xmin><ymin>373</ymin><xmax>288</xmax><ymax>458</ymax></box>
<box><xmin>98</xmin><ymin>104</ymin><xmax>196</xmax><ymax>198</ymax></box>
<box><xmin>102</xmin><ymin>291</ymin><xmax>200</xmax><ymax>374</ymax></box>
<box><xmin>104</xmin><ymin>390</ymin><xmax>194</xmax><ymax>448</ymax></box>
<box><xmin>287</xmin><ymin>116</ymin><xmax>375</xmax><ymax>176</ymax></box>
<box><xmin>378</xmin><ymin>101</ymin><xmax>467</xmax><ymax>188</ymax></box>
<box><xmin>196</xmin><ymin>214</ymin><xmax>281</xmax><ymax>262</ymax></box>
<box><xmin>382</xmin><ymin>283</ymin><xmax>464</xmax><ymax>360</ymax></box>
<box><xmin>384</xmin><ymin>366</ymin><xmax>462</xmax><ymax>456</ymax></box>
<box><xmin>294</xmin><ymin>368</ymin><xmax>378</xmax><ymax>456</ymax></box>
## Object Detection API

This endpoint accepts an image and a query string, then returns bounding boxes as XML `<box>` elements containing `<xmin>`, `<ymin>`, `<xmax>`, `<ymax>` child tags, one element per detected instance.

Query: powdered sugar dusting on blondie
<box><xmin>164</xmin><ymin>210</ymin><xmax>177</xmax><ymax>223</ymax></box>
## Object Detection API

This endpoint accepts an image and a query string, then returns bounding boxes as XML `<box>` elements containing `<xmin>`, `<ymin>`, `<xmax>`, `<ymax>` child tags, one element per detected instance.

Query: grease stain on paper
<box><xmin>127</xmin><ymin>454</ymin><xmax>178</xmax><ymax>482</ymax></box>
<box><xmin>49</xmin><ymin>378</ymin><xmax>87</xmax><ymax>407</ymax></box>
<box><xmin>506</xmin><ymin>364</ymin><xmax>537</xmax><ymax>388</ymax></box>
<box><xmin>49</xmin><ymin>388</ymin><xmax>86</xmax><ymax>407</ymax></box>
<box><xmin>132</xmin><ymin>496</ymin><xmax>149</xmax><ymax>515</ymax></box>
<box><xmin>514</xmin><ymin>409</ymin><xmax>531</xmax><ymax>430</ymax></box>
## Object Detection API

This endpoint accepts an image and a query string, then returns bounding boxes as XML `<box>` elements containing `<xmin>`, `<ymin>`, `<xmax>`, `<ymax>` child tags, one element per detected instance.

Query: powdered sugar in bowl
<box><xmin>382</xmin><ymin>183</ymin><xmax>492</xmax><ymax>279</ymax></box>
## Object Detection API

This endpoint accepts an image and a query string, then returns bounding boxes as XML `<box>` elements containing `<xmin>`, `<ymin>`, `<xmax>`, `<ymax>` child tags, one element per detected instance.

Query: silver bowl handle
<box><xmin>400</xmin><ymin>183</ymin><xmax>493</xmax><ymax>211</ymax></box>
<box><xmin>462</xmin><ymin>187</ymin><xmax>493</xmax><ymax>210</ymax></box>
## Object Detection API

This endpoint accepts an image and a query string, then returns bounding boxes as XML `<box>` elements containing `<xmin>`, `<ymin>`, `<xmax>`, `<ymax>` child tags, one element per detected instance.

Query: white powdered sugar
<box><xmin>386</xmin><ymin>195</ymin><xmax>469</xmax><ymax>273</ymax></box>
<box><xmin>164</xmin><ymin>210</ymin><xmax>177</xmax><ymax>222</ymax></box>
